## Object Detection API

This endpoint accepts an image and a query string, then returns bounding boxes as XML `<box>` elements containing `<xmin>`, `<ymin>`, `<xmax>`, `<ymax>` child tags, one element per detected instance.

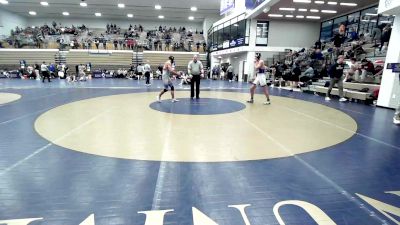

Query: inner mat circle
<box><xmin>0</xmin><ymin>93</ymin><xmax>21</xmax><ymax>105</ymax></box>
<box><xmin>149</xmin><ymin>98</ymin><xmax>246</xmax><ymax>115</ymax></box>
<box><xmin>34</xmin><ymin>92</ymin><xmax>357</xmax><ymax>162</ymax></box>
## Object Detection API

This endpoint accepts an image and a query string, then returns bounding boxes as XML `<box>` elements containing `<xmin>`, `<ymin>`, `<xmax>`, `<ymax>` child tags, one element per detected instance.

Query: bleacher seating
<box><xmin>0</xmin><ymin>49</ymin><xmax>57</xmax><ymax>70</ymax></box>
<box><xmin>66</xmin><ymin>50</ymin><xmax>133</xmax><ymax>70</ymax></box>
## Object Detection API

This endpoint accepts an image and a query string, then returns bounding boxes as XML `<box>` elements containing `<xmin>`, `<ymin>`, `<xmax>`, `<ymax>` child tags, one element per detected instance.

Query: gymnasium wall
<box><xmin>267</xmin><ymin>20</ymin><xmax>320</xmax><ymax>48</ymax></box>
<box><xmin>0</xmin><ymin>8</ymin><xmax>27</xmax><ymax>36</ymax></box>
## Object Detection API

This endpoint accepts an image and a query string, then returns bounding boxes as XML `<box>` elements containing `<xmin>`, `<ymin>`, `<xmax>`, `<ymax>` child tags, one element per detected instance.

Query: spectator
<box><xmin>380</xmin><ymin>24</ymin><xmax>392</xmax><ymax>52</ymax></box>
<box><xmin>360</xmin><ymin>58</ymin><xmax>375</xmax><ymax>82</ymax></box>
<box><xmin>371</xmin><ymin>26</ymin><xmax>382</xmax><ymax>46</ymax></box>
<box><xmin>345</xmin><ymin>57</ymin><xmax>360</xmax><ymax>82</ymax></box>
<box><xmin>300</xmin><ymin>64</ymin><xmax>314</xmax><ymax>83</ymax></box>
<box><xmin>326</xmin><ymin>55</ymin><xmax>347</xmax><ymax>102</ymax></box>
<box><xmin>41</xmin><ymin>61</ymin><xmax>51</xmax><ymax>83</ymax></box>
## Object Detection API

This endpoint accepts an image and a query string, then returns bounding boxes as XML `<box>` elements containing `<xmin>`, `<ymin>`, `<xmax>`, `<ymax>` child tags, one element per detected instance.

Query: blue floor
<box><xmin>0</xmin><ymin>79</ymin><xmax>399</xmax><ymax>225</ymax></box>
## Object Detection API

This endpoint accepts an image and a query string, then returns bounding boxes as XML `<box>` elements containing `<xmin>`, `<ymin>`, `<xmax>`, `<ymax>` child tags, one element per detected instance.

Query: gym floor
<box><xmin>0</xmin><ymin>79</ymin><xmax>399</xmax><ymax>225</ymax></box>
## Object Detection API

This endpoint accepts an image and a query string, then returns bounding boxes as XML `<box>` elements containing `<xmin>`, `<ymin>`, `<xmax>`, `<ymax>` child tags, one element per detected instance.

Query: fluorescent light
<box><xmin>80</xmin><ymin>2</ymin><xmax>87</xmax><ymax>7</ymax></box>
<box><xmin>155</xmin><ymin>4</ymin><xmax>162</xmax><ymax>10</ymax></box>
<box><xmin>321</xmin><ymin>10</ymin><xmax>337</xmax><ymax>13</ymax></box>
<box><xmin>118</xmin><ymin>3</ymin><xmax>125</xmax><ymax>8</ymax></box>
<box><xmin>95</xmin><ymin>12</ymin><xmax>101</xmax><ymax>17</ymax></box>
<box><xmin>158</xmin><ymin>15</ymin><xmax>164</xmax><ymax>19</ymax></box>
<box><xmin>315</xmin><ymin>1</ymin><xmax>324</xmax><ymax>4</ymax></box>
<box><xmin>327</xmin><ymin>1</ymin><xmax>337</xmax><ymax>5</ymax></box>
<box><xmin>188</xmin><ymin>16</ymin><xmax>194</xmax><ymax>20</ymax></box>
<box><xmin>0</xmin><ymin>0</ymin><xmax>8</xmax><ymax>4</ymax></box>
<box><xmin>365</xmin><ymin>13</ymin><xmax>378</xmax><ymax>16</ymax></box>
<box><xmin>233</xmin><ymin>24</ymin><xmax>239</xmax><ymax>27</ymax></box>
<box><xmin>340</xmin><ymin>2</ymin><xmax>357</xmax><ymax>6</ymax></box>
<box><xmin>29</xmin><ymin>11</ymin><xmax>37</xmax><ymax>15</ymax></box>
<box><xmin>380</xmin><ymin>20</ymin><xmax>392</xmax><ymax>23</ymax></box>
<box><xmin>293</xmin><ymin>0</ymin><xmax>311</xmax><ymax>3</ymax></box>
<box><xmin>62</xmin><ymin>12</ymin><xmax>70</xmax><ymax>16</ymax></box>
<box><xmin>285</xmin><ymin>15</ymin><xmax>294</xmax><ymax>18</ymax></box>
<box><xmin>269</xmin><ymin>14</ymin><xmax>283</xmax><ymax>17</ymax></box>
<box><xmin>279</xmin><ymin>8</ymin><xmax>296</xmax><ymax>11</ymax></box>
<box><xmin>307</xmin><ymin>16</ymin><xmax>321</xmax><ymax>19</ymax></box>
<box><xmin>127</xmin><ymin>13</ymin><xmax>133</xmax><ymax>18</ymax></box>
<box><xmin>298</xmin><ymin>8</ymin><xmax>307</xmax><ymax>11</ymax></box>
<box><xmin>40</xmin><ymin>1</ymin><xmax>48</xmax><ymax>6</ymax></box>
<box><xmin>310</xmin><ymin>9</ymin><xmax>319</xmax><ymax>12</ymax></box>
<box><xmin>191</xmin><ymin>6</ymin><xmax>197</xmax><ymax>11</ymax></box>
<box><xmin>296</xmin><ymin>15</ymin><xmax>305</xmax><ymax>18</ymax></box>
<box><xmin>31</xmin><ymin>26</ymin><xmax>35</xmax><ymax>28</ymax></box>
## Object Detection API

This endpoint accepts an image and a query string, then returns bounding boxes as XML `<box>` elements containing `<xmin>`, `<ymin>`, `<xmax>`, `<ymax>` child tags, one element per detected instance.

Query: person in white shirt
<box><xmin>136</xmin><ymin>64</ymin><xmax>144</xmax><ymax>79</ymax></box>
<box><xmin>41</xmin><ymin>62</ymin><xmax>50</xmax><ymax>83</ymax></box>
<box><xmin>144</xmin><ymin>61</ymin><xmax>152</xmax><ymax>86</ymax></box>
<box><xmin>187</xmin><ymin>55</ymin><xmax>204</xmax><ymax>99</ymax></box>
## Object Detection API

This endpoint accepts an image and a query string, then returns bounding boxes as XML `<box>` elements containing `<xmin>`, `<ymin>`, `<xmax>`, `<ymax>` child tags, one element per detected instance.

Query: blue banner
<box><xmin>220</xmin><ymin>0</ymin><xmax>235</xmax><ymax>15</ymax></box>
<box><xmin>245</xmin><ymin>0</ymin><xmax>266</xmax><ymax>10</ymax></box>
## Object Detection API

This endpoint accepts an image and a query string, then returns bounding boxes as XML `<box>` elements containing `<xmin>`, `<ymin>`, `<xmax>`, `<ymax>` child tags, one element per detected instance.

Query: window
<box><xmin>256</xmin><ymin>21</ymin><xmax>269</xmax><ymax>46</ymax></box>
<box><xmin>320</xmin><ymin>20</ymin><xmax>333</xmax><ymax>42</ymax></box>
<box><xmin>347</xmin><ymin>11</ymin><xmax>360</xmax><ymax>36</ymax></box>
<box><xmin>360</xmin><ymin>7</ymin><xmax>378</xmax><ymax>35</ymax></box>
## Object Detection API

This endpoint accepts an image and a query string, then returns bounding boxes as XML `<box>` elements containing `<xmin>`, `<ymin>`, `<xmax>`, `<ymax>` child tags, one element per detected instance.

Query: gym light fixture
<box><xmin>62</xmin><ymin>12</ymin><xmax>70</xmax><ymax>16</ymax></box>
<box><xmin>306</xmin><ymin>16</ymin><xmax>321</xmax><ymax>19</ymax></box>
<box><xmin>95</xmin><ymin>12</ymin><xmax>102</xmax><ymax>17</ymax></box>
<box><xmin>315</xmin><ymin>1</ymin><xmax>324</xmax><ymax>4</ymax></box>
<box><xmin>80</xmin><ymin>0</ymin><xmax>87</xmax><ymax>7</ymax></box>
<box><xmin>327</xmin><ymin>1</ymin><xmax>337</xmax><ymax>5</ymax></box>
<box><xmin>118</xmin><ymin>3</ymin><xmax>125</xmax><ymax>8</ymax></box>
<box><xmin>188</xmin><ymin>16</ymin><xmax>194</xmax><ymax>20</ymax></box>
<box><xmin>127</xmin><ymin>14</ymin><xmax>133</xmax><ymax>18</ymax></box>
<box><xmin>285</xmin><ymin>15</ymin><xmax>294</xmax><ymax>18</ymax></box>
<box><xmin>321</xmin><ymin>10</ymin><xmax>337</xmax><ymax>13</ymax></box>
<box><xmin>310</xmin><ymin>9</ymin><xmax>319</xmax><ymax>12</ymax></box>
<box><xmin>155</xmin><ymin>5</ymin><xmax>162</xmax><ymax>10</ymax></box>
<box><xmin>29</xmin><ymin>11</ymin><xmax>37</xmax><ymax>15</ymax></box>
<box><xmin>298</xmin><ymin>8</ymin><xmax>307</xmax><ymax>11</ymax></box>
<box><xmin>158</xmin><ymin>15</ymin><xmax>164</xmax><ymax>19</ymax></box>
<box><xmin>0</xmin><ymin>0</ymin><xmax>8</xmax><ymax>4</ymax></box>
<box><xmin>296</xmin><ymin>15</ymin><xmax>305</xmax><ymax>18</ymax></box>
<box><xmin>293</xmin><ymin>0</ymin><xmax>311</xmax><ymax>3</ymax></box>
<box><xmin>279</xmin><ymin>8</ymin><xmax>296</xmax><ymax>11</ymax></box>
<box><xmin>40</xmin><ymin>1</ymin><xmax>49</xmax><ymax>6</ymax></box>
<box><xmin>340</xmin><ymin>2</ymin><xmax>357</xmax><ymax>6</ymax></box>
<box><xmin>269</xmin><ymin>14</ymin><xmax>283</xmax><ymax>17</ymax></box>
<box><xmin>191</xmin><ymin>6</ymin><xmax>197</xmax><ymax>11</ymax></box>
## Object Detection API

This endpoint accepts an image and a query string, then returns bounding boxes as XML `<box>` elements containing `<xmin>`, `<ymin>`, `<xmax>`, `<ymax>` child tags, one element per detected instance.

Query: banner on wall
<box><xmin>245</xmin><ymin>0</ymin><xmax>266</xmax><ymax>10</ymax></box>
<box><xmin>220</xmin><ymin>0</ymin><xmax>235</xmax><ymax>15</ymax></box>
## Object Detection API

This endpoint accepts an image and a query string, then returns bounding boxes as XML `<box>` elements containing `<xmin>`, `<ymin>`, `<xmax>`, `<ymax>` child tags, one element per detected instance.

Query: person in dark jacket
<box><xmin>325</xmin><ymin>55</ymin><xmax>347</xmax><ymax>102</ymax></box>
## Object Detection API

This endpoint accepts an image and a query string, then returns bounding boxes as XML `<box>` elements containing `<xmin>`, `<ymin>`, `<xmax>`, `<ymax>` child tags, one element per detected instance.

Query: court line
<box><xmin>276</xmin><ymin>104</ymin><xmax>400</xmax><ymax>150</ymax></box>
<box><xmin>235</xmin><ymin>111</ymin><xmax>389</xmax><ymax>224</ymax></box>
<box><xmin>151</xmin><ymin>112</ymin><xmax>175</xmax><ymax>210</ymax></box>
<box><xmin>0</xmin><ymin>107</ymin><xmax>116</xmax><ymax>177</ymax></box>
<box><xmin>0</xmin><ymin>106</ymin><xmax>57</xmax><ymax>126</ymax></box>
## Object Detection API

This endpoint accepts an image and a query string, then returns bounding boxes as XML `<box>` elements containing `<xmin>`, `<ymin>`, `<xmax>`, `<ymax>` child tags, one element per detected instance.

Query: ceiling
<box><xmin>0</xmin><ymin>0</ymin><xmax>220</xmax><ymax>22</ymax></box>
<box><xmin>256</xmin><ymin>0</ymin><xmax>379</xmax><ymax>21</ymax></box>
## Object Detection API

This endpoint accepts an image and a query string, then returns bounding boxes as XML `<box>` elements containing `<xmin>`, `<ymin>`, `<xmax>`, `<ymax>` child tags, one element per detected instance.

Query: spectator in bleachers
<box><xmin>360</xmin><ymin>58</ymin><xmax>375</xmax><ymax>82</ymax></box>
<box><xmin>326</xmin><ymin>55</ymin><xmax>347</xmax><ymax>102</ymax></box>
<box><xmin>203</xmin><ymin>42</ymin><xmax>207</xmax><ymax>52</ymax></box>
<box><xmin>102</xmin><ymin>39</ymin><xmax>107</xmax><ymax>49</ymax></box>
<box><xmin>94</xmin><ymin>38</ymin><xmax>99</xmax><ymax>49</ymax></box>
<box><xmin>345</xmin><ymin>57</ymin><xmax>360</xmax><ymax>82</ymax></box>
<box><xmin>332</xmin><ymin>24</ymin><xmax>346</xmax><ymax>58</ymax></box>
<box><xmin>380</xmin><ymin>24</ymin><xmax>392</xmax><ymax>53</ymax></box>
<box><xmin>196</xmin><ymin>42</ymin><xmax>200</xmax><ymax>52</ymax></box>
<box><xmin>114</xmin><ymin>39</ymin><xmax>118</xmax><ymax>50</ymax></box>
<box><xmin>300</xmin><ymin>64</ymin><xmax>314</xmax><ymax>83</ymax></box>
<box><xmin>289</xmin><ymin>62</ymin><xmax>301</xmax><ymax>92</ymax></box>
<box><xmin>371</xmin><ymin>26</ymin><xmax>381</xmax><ymax>47</ymax></box>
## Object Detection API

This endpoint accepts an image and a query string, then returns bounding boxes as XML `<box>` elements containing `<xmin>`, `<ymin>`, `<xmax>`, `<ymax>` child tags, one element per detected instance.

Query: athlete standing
<box><xmin>247</xmin><ymin>53</ymin><xmax>271</xmax><ymax>105</ymax></box>
<box><xmin>157</xmin><ymin>56</ymin><xmax>180</xmax><ymax>103</ymax></box>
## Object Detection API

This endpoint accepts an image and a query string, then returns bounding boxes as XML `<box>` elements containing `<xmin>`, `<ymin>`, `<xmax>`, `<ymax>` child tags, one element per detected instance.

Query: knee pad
<box><xmin>164</xmin><ymin>89</ymin><xmax>168</xmax><ymax>92</ymax></box>
<box><xmin>171</xmin><ymin>86</ymin><xmax>175</xmax><ymax>91</ymax></box>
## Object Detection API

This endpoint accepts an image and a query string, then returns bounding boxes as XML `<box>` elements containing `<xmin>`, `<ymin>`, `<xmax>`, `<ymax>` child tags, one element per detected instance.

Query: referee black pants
<box><xmin>191</xmin><ymin>75</ymin><xmax>201</xmax><ymax>99</ymax></box>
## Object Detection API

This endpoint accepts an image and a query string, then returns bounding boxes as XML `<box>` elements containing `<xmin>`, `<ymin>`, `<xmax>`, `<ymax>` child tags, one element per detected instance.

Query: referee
<box><xmin>188</xmin><ymin>55</ymin><xmax>204</xmax><ymax>99</ymax></box>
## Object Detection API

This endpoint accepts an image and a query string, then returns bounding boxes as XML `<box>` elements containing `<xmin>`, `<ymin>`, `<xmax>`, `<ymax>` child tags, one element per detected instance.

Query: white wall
<box><xmin>27</xmin><ymin>18</ymin><xmax>203</xmax><ymax>32</ymax></box>
<box><xmin>203</xmin><ymin>16</ymin><xmax>220</xmax><ymax>41</ymax></box>
<box><xmin>267</xmin><ymin>20</ymin><xmax>320</xmax><ymax>48</ymax></box>
<box><xmin>0</xmin><ymin>8</ymin><xmax>27</xmax><ymax>36</ymax></box>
